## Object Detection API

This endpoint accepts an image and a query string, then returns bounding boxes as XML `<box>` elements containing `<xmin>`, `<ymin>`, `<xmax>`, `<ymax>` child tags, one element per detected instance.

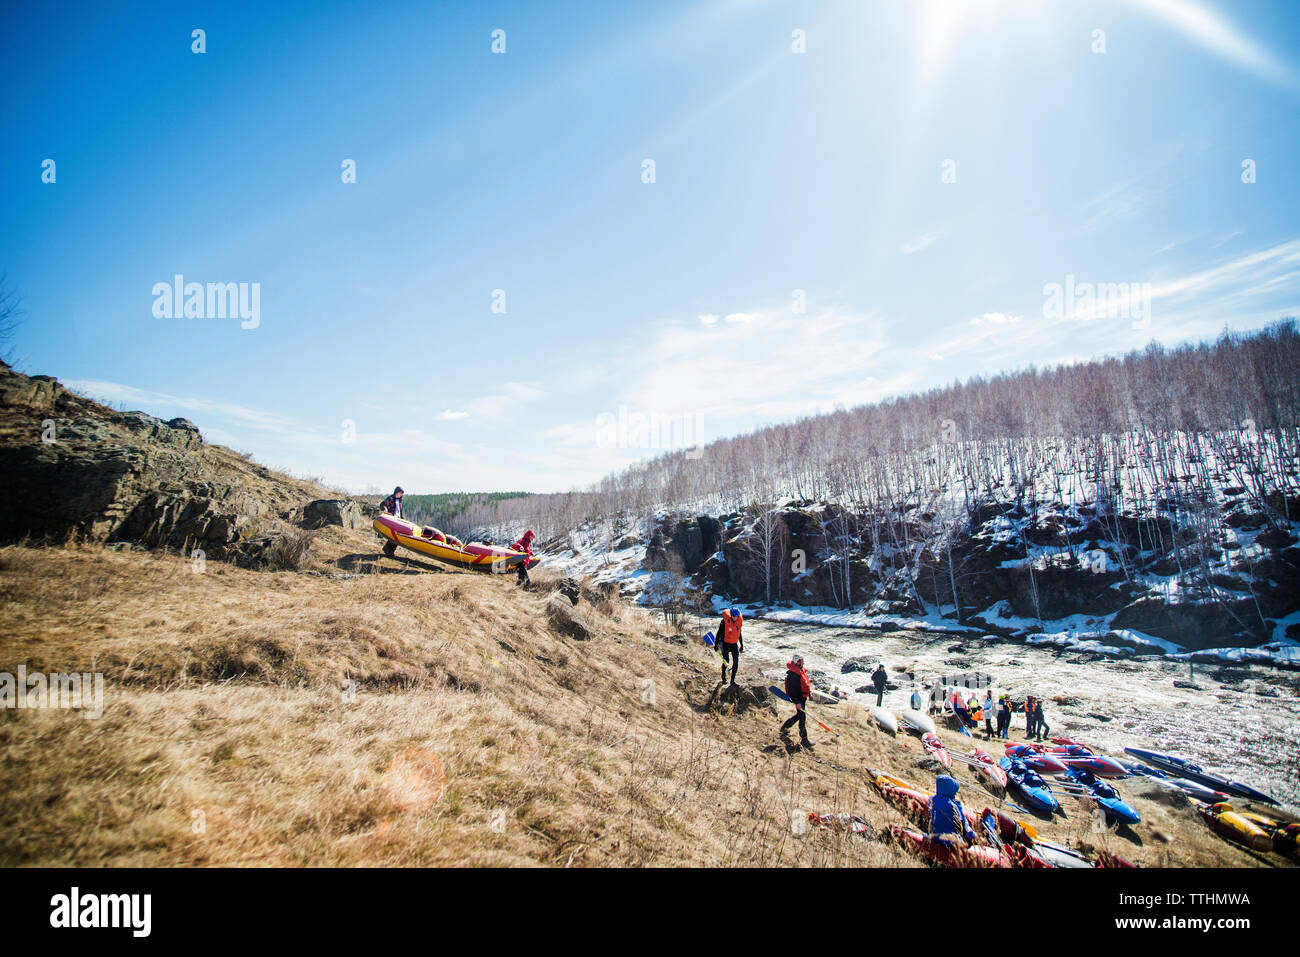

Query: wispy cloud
<box><xmin>464</xmin><ymin>382</ymin><xmax>544</xmax><ymax>421</ymax></box>
<box><xmin>64</xmin><ymin>379</ymin><xmax>300</xmax><ymax>433</ymax></box>
<box><xmin>437</xmin><ymin>409</ymin><xmax>469</xmax><ymax>421</ymax></box>
<box><xmin>1127</xmin><ymin>0</ymin><xmax>1300</xmax><ymax>93</ymax></box>
<box><xmin>901</xmin><ymin>229</ymin><xmax>945</xmax><ymax>255</ymax></box>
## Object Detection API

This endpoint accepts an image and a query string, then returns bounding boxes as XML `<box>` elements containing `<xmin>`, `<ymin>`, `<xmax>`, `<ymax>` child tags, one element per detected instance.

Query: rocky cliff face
<box><xmin>0</xmin><ymin>361</ymin><xmax>362</xmax><ymax>563</ymax></box>
<box><xmin>639</xmin><ymin>494</ymin><xmax>1300</xmax><ymax>652</ymax></box>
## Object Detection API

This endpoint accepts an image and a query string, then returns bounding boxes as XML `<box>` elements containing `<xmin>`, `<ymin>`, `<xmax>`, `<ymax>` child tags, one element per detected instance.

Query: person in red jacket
<box><xmin>715</xmin><ymin>607</ymin><xmax>744</xmax><ymax>686</ymax></box>
<box><xmin>779</xmin><ymin>654</ymin><xmax>813</xmax><ymax>747</ymax></box>
<box><xmin>510</xmin><ymin>529</ymin><xmax>536</xmax><ymax>588</ymax></box>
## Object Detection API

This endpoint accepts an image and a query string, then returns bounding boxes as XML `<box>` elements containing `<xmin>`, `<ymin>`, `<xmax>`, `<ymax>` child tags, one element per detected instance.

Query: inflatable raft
<box><xmin>373</xmin><ymin>514</ymin><xmax>539</xmax><ymax>573</ymax></box>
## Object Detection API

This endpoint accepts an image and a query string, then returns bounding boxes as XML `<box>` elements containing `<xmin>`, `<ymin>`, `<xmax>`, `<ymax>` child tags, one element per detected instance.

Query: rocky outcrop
<box><xmin>303</xmin><ymin>499</ymin><xmax>367</xmax><ymax>531</ymax></box>
<box><xmin>0</xmin><ymin>360</ymin><xmax>351</xmax><ymax>561</ymax></box>
<box><xmin>643</xmin><ymin>514</ymin><xmax>720</xmax><ymax>574</ymax></box>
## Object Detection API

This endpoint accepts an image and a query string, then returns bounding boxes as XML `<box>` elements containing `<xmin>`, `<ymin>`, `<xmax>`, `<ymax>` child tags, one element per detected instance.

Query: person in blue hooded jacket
<box><xmin>928</xmin><ymin>775</ymin><xmax>975</xmax><ymax>845</ymax></box>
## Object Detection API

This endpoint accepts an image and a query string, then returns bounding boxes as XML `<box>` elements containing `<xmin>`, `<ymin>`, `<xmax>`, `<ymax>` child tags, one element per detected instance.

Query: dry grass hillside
<box><xmin>2</xmin><ymin>526</ymin><xmax>1293</xmax><ymax>868</ymax></box>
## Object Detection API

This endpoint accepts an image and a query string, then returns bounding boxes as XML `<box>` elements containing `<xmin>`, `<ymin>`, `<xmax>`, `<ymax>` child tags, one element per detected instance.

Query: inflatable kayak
<box><xmin>866</xmin><ymin>767</ymin><xmax>920</xmax><ymax>794</ymax></box>
<box><xmin>869</xmin><ymin>707</ymin><xmax>899</xmax><ymax>735</ymax></box>
<box><xmin>1000</xmin><ymin>758</ymin><xmax>1059</xmax><ymax>814</ymax></box>
<box><xmin>1199</xmin><ymin>802</ymin><xmax>1273</xmax><ymax>852</ymax></box>
<box><xmin>968</xmin><ymin>749</ymin><xmax>1009</xmax><ymax>788</ymax></box>
<box><xmin>901</xmin><ymin>709</ymin><xmax>937</xmax><ymax>735</ymax></box>
<box><xmin>922</xmin><ymin>732</ymin><xmax>952</xmax><ymax>769</ymax></box>
<box><xmin>1053</xmin><ymin>751</ymin><xmax>1128</xmax><ymax>778</ymax></box>
<box><xmin>1123</xmin><ymin>747</ymin><xmax>1276</xmax><ymax>804</ymax></box>
<box><xmin>373</xmin><ymin>514</ymin><xmax>539</xmax><ymax>572</ymax></box>
<box><xmin>1004</xmin><ymin>744</ymin><xmax>1068</xmax><ymax>776</ymax></box>
<box><xmin>889</xmin><ymin>826</ymin><xmax>1008</xmax><ymax>868</ymax></box>
<box><xmin>1060</xmin><ymin>767</ymin><xmax>1140</xmax><ymax>826</ymax></box>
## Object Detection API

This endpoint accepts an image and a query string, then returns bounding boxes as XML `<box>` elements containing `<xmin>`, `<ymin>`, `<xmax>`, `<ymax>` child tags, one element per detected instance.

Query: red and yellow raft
<box><xmin>373</xmin><ymin>514</ymin><xmax>539</xmax><ymax>573</ymax></box>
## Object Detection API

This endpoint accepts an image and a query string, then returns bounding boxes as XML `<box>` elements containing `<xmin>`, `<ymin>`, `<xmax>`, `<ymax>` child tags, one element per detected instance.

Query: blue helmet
<box><xmin>729</xmin><ymin>607</ymin><xmax>741</xmax><ymax>618</ymax></box>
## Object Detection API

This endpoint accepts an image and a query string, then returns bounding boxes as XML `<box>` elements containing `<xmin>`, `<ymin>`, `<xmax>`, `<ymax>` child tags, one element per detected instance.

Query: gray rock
<box><xmin>302</xmin><ymin>498</ymin><xmax>366</xmax><ymax>530</ymax></box>
<box><xmin>546</xmin><ymin>596</ymin><xmax>592</xmax><ymax>640</ymax></box>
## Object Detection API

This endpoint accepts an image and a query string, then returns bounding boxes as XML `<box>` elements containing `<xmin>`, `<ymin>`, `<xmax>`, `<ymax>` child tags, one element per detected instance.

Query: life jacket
<box><xmin>785</xmin><ymin>661</ymin><xmax>811</xmax><ymax>700</ymax></box>
<box><xmin>511</xmin><ymin>530</ymin><xmax>536</xmax><ymax>555</ymax></box>
<box><xmin>721</xmin><ymin>609</ymin><xmax>742</xmax><ymax>644</ymax></box>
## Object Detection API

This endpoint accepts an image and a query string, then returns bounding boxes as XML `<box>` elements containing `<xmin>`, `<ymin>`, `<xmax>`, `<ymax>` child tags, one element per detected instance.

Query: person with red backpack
<box><xmin>714</xmin><ymin>607</ymin><xmax>744</xmax><ymax>686</ymax></box>
<box><xmin>779</xmin><ymin>654</ymin><xmax>813</xmax><ymax>747</ymax></box>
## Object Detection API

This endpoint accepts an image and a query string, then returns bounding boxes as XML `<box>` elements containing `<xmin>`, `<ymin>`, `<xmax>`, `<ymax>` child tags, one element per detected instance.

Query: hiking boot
<box><xmin>801</xmin><ymin>737</ymin><xmax>813</xmax><ymax>748</ymax></box>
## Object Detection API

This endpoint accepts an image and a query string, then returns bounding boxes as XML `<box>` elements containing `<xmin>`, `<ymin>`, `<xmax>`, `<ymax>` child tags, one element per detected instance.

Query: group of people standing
<box><xmin>992</xmin><ymin>693</ymin><xmax>1048</xmax><ymax>740</ymax></box>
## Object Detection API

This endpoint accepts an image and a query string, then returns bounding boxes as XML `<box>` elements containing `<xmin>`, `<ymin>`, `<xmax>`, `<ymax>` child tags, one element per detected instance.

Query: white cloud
<box><xmin>698</xmin><ymin>314</ymin><xmax>719</xmax><ymax>325</ymax></box>
<box><xmin>972</xmin><ymin>312</ymin><xmax>1020</xmax><ymax>327</ymax></box>
<box><xmin>465</xmin><ymin>382</ymin><xmax>545</xmax><ymax>420</ymax></box>
<box><xmin>901</xmin><ymin>230</ymin><xmax>943</xmax><ymax>255</ymax></box>
<box><xmin>437</xmin><ymin>409</ymin><xmax>469</xmax><ymax>421</ymax></box>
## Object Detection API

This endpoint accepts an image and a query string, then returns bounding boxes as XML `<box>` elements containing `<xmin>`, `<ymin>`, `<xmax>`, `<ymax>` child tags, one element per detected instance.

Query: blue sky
<box><xmin>3</xmin><ymin>0</ymin><xmax>1298</xmax><ymax>492</ymax></box>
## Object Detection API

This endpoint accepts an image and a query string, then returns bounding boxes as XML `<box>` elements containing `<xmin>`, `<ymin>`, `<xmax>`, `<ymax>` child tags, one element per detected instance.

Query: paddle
<box><xmin>704</xmin><ymin>631</ymin><xmax>715</xmax><ymax>646</ymax></box>
<box><xmin>769</xmin><ymin>685</ymin><xmax>839</xmax><ymax>738</ymax></box>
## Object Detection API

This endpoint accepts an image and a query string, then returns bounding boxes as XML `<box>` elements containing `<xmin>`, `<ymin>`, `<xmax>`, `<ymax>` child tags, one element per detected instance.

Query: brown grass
<box><xmin>0</xmin><ymin>538</ymin><xmax>1291</xmax><ymax>868</ymax></box>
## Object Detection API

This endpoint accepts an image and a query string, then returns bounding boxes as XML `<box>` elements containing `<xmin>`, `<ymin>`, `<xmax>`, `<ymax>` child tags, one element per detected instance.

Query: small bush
<box><xmin>266</xmin><ymin>529</ymin><xmax>315</xmax><ymax>571</ymax></box>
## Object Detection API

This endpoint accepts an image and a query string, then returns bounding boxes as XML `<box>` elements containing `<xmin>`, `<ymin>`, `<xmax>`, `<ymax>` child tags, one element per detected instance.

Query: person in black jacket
<box><xmin>379</xmin><ymin>486</ymin><xmax>405</xmax><ymax>518</ymax></box>
<box><xmin>779</xmin><ymin>655</ymin><xmax>813</xmax><ymax>747</ymax></box>
<box><xmin>870</xmin><ymin>664</ymin><xmax>888</xmax><ymax>706</ymax></box>
<box><xmin>1033</xmin><ymin>699</ymin><xmax>1050</xmax><ymax>742</ymax></box>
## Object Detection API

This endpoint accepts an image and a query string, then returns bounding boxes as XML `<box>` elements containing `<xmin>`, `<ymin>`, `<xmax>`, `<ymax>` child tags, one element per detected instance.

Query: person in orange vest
<box><xmin>714</xmin><ymin>607</ymin><xmax>745</xmax><ymax>686</ymax></box>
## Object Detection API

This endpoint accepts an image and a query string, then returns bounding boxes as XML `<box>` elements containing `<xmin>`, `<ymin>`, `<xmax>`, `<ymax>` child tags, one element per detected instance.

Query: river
<box><xmin>737</xmin><ymin>618</ymin><xmax>1300</xmax><ymax>814</ymax></box>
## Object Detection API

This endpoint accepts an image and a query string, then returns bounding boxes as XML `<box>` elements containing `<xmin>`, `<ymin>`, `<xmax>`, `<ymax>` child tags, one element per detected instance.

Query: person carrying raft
<box><xmin>778</xmin><ymin>654</ymin><xmax>813</xmax><ymax>748</ymax></box>
<box><xmin>870</xmin><ymin>664</ymin><xmax>888</xmax><ymax>706</ymax></box>
<box><xmin>928</xmin><ymin>775</ymin><xmax>975</xmax><ymax>846</ymax></box>
<box><xmin>379</xmin><ymin>486</ymin><xmax>405</xmax><ymax>518</ymax></box>
<box><xmin>509</xmin><ymin>529</ymin><xmax>537</xmax><ymax>588</ymax></box>
<box><xmin>714</xmin><ymin>607</ymin><xmax>744</xmax><ymax>686</ymax></box>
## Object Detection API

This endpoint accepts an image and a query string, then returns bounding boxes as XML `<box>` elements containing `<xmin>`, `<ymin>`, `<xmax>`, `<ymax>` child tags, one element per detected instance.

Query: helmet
<box><xmin>729</xmin><ymin>607</ymin><xmax>741</xmax><ymax>618</ymax></box>
<box><xmin>792</xmin><ymin>654</ymin><xmax>804</xmax><ymax>665</ymax></box>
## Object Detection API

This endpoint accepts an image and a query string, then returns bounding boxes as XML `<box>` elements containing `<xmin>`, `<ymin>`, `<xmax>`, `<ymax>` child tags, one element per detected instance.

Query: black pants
<box><xmin>875</xmin><ymin>688</ymin><xmax>885</xmax><ymax>706</ymax></box>
<box><xmin>516</xmin><ymin>564</ymin><xmax>530</xmax><ymax>587</ymax></box>
<box><xmin>781</xmin><ymin>702</ymin><xmax>808</xmax><ymax>739</ymax></box>
<box><xmin>720</xmin><ymin>643</ymin><xmax>739</xmax><ymax>683</ymax></box>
